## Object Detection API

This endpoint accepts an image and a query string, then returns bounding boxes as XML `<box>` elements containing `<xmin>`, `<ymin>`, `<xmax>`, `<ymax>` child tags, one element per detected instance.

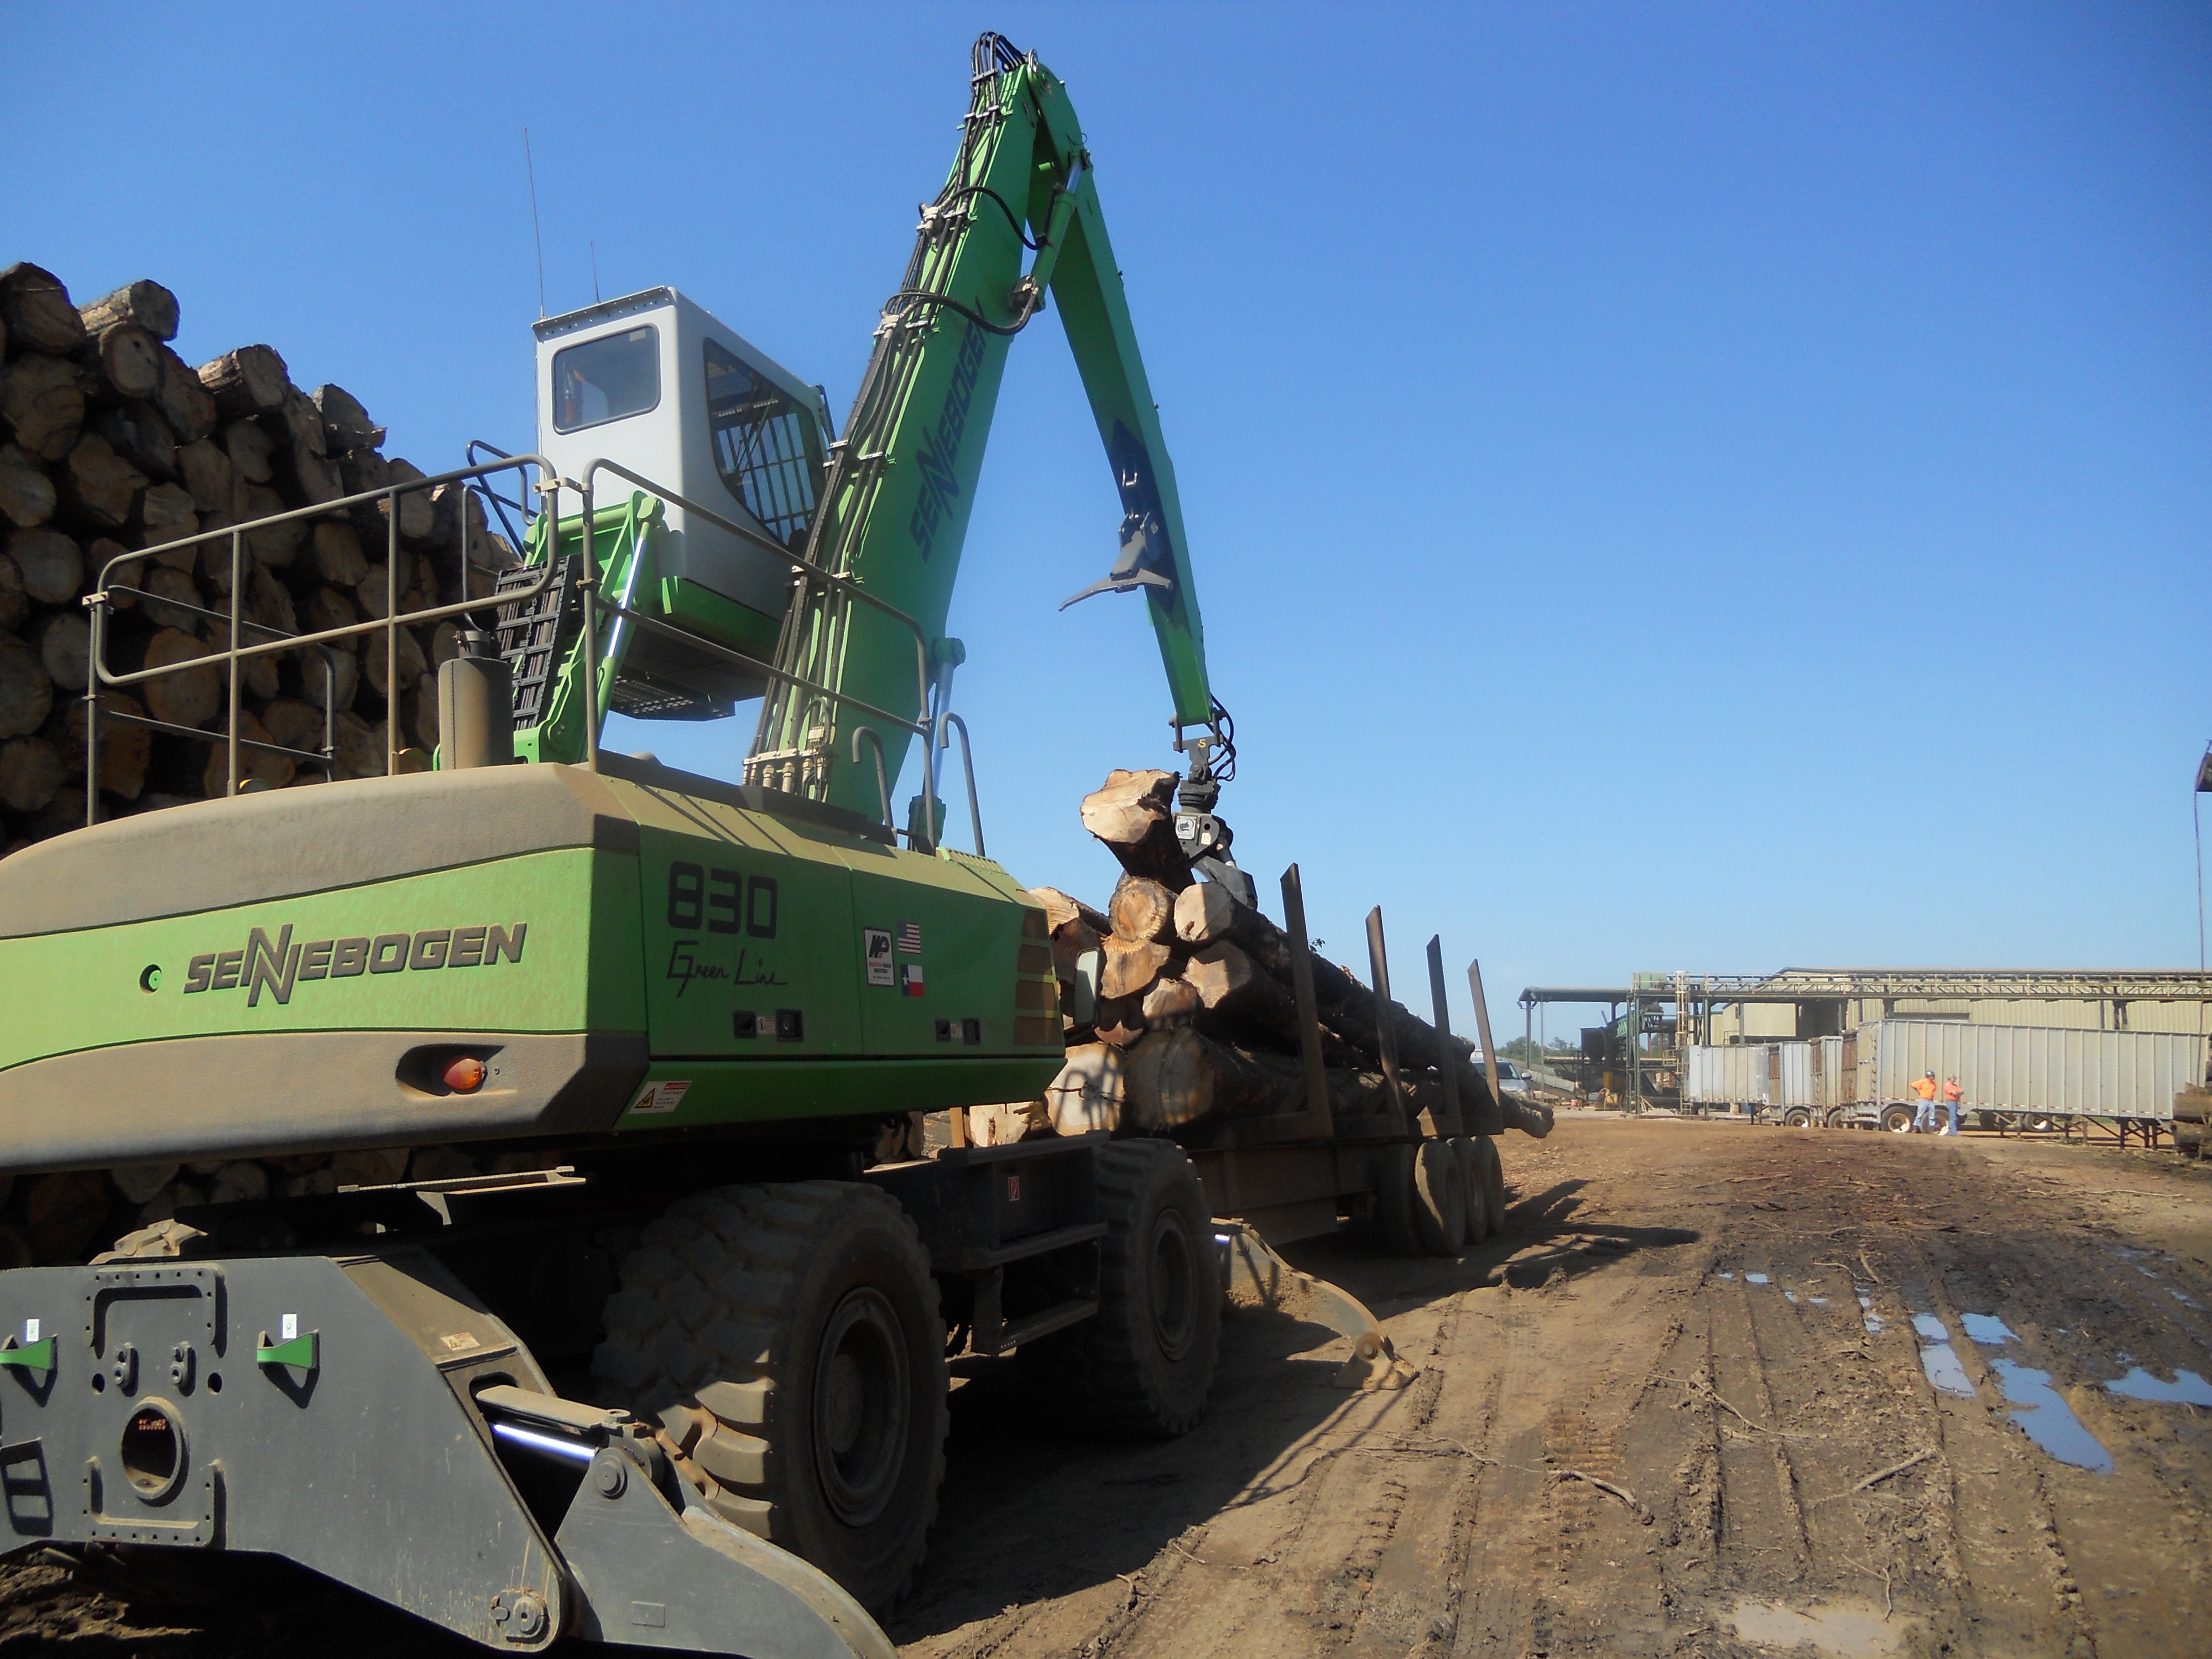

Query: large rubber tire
<box><xmin>1880</xmin><ymin>1103</ymin><xmax>1915</xmax><ymax>1134</ymax></box>
<box><xmin>1378</xmin><ymin>1141</ymin><xmax>1422</xmax><ymax>1256</ymax></box>
<box><xmin>1782</xmin><ymin>1107</ymin><xmax>1813</xmax><ymax>1129</ymax></box>
<box><xmin>1020</xmin><ymin>1140</ymin><xmax>1219</xmax><ymax>1437</ymax></box>
<box><xmin>1474</xmin><ymin>1135</ymin><xmax>1507</xmax><ymax>1233</ymax></box>
<box><xmin>1449</xmin><ymin>1137</ymin><xmax>1490</xmax><ymax>1241</ymax></box>
<box><xmin>1413</xmin><ymin>1138</ymin><xmax>1467</xmax><ymax>1255</ymax></box>
<box><xmin>591</xmin><ymin>1181</ymin><xmax>947</xmax><ymax>1613</ymax></box>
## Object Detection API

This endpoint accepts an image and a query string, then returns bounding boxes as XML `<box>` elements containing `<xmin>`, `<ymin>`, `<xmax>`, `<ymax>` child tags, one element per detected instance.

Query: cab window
<box><xmin>552</xmin><ymin>326</ymin><xmax>660</xmax><ymax>432</ymax></box>
<box><xmin>705</xmin><ymin>340</ymin><xmax>823</xmax><ymax>549</ymax></box>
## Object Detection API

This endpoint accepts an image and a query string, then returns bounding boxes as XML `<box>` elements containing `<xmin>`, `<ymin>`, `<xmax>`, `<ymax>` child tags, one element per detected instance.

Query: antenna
<box><xmin>523</xmin><ymin>127</ymin><xmax>547</xmax><ymax>318</ymax></box>
<box><xmin>590</xmin><ymin>239</ymin><xmax>601</xmax><ymax>304</ymax></box>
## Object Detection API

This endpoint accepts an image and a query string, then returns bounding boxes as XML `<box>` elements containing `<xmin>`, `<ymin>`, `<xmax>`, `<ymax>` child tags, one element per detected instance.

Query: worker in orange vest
<box><xmin>1942</xmin><ymin>1076</ymin><xmax>1965</xmax><ymax>1137</ymax></box>
<box><xmin>1910</xmin><ymin>1071</ymin><xmax>1940</xmax><ymax>1133</ymax></box>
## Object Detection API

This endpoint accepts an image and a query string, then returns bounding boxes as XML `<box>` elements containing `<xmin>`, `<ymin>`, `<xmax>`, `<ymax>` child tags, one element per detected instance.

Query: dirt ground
<box><xmin>8</xmin><ymin>1115</ymin><xmax>2212</xmax><ymax>1657</ymax></box>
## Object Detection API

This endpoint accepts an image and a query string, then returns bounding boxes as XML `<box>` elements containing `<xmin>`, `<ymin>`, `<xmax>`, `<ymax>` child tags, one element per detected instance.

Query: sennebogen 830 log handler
<box><xmin>0</xmin><ymin>33</ymin><xmax>1387</xmax><ymax>1658</ymax></box>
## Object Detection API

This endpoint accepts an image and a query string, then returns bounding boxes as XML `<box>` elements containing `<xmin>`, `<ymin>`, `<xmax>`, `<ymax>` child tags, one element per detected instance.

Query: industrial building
<box><xmin>1518</xmin><ymin>968</ymin><xmax>2211</xmax><ymax>1109</ymax></box>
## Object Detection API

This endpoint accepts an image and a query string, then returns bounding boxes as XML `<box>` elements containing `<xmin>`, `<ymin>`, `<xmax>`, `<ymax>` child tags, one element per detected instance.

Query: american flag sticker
<box><xmin>900</xmin><ymin>962</ymin><xmax>926</xmax><ymax>998</ymax></box>
<box><xmin>631</xmin><ymin>1080</ymin><xmax>691</xmax><ymax>1115</ymax></box>
<box><xmin>898</xmin><ymin>920</ymin><xmax>922</xmax><ymax>954</ymax></box>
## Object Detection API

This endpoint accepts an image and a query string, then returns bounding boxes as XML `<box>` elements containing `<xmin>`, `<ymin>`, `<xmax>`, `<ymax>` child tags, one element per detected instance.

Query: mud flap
<box><xmin>1213</xmin><ymin>1220</ymin><xmax>1418</xmax><ymax>1391</ymax></box>
<box><xmin>555</xmin><ymin>1447</ymin><xmax>894</xmax><ymax>1659</ymax></box>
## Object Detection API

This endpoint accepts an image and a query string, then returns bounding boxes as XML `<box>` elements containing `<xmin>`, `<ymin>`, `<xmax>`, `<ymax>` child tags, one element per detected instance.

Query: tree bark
<box><xmin>1108</xmin><ymin>873</ymin><xmax>1176</xmax><ymax>943</ymax></box>
<box><xmin>1099</xmin><ymin>935</ymin><xmax>1171</xmax><ymax>1001</ymax></box>
<box><xmin>56</xmin><ymin>434</ymin><xmax>144</xmax><ymax>533</ymax></box>
<box><xmin>0</xmin><ymin>264</ymin><xmax>88</xmax><ymax>355</ymax></box>
<box><xmin>137</xmin><ymin>627</ymin><xmax>220</xmax><ymax>729</ymax></box>
<box><xmin>0</xmin><ymin>444</ymin><xmax>57</xmax><ymax>529</ymax></box>
<box><xmin>153</xmin><ymin>347</ymin><xmax>216</xmax><ymax>444</ymax></box>
<box><xmin>1079</xmin><ymin>767</ymin><xmax>1193</xmax><ymax>889</ymax></box>
<box><xmin>313</xmin><ymin>384</ymin><xmax>383</xmax><ymax>452</ymax></box>
<box><xmin>1029</xmin><ymin>885</ymin><xmax>1110</xmax><ymax>936</ymax></box>
<box><xmin>91</xmin><ymin>324</ymin><xmax>164</xmax><ymax>403</ymax></box>
<box><xmin>301</xmin><ymin>520</ymin><xmax>369</xmax><ymax>588</ymax></box>
<box><xmin>8</xmin><ymin>527</ymin><xmax>82</xmax><ymax>606</ymax></box>
<box><xmin>1045</xmin><ymin>1042</ymin><xmax>1126</xmax><ymax>1135</ymax></box>
<box><xmin>1</xmin><ymin>353</ymin><xmax>87</xmax><ymax>460</ymax></box>
<box><xmin>197</xmin><ymin>346</ymin><xmax>289</xmax><ymax>419</ymax></box>
<box><xmin>175</xmin><ymin>437</ymin><xmax>236</xmax><ymax>516</ymax></box>
<box><xmin>79</xmin><ymin>280</ymin><xmax>179</xmax><ymax>343</ymax></box>
<box><xmin>0</xmin><ymin>637</ymin><xmax>55</xmax><ymax>739</ymax></box>
<box><xmin>134</xmin><ymin>481</ymin><xmax>196</xmax><ymax>550</ymax></box>
<box><xmin>92</xmin><ymin>403</ymin><xmax>176</xmax><ymax>483</ymax></box>
<box><xmin>0</xmin><ymin>554</ymin><xmax>24</xmax><ymax>633</ymax></box>
<box><xmin>1184</xmin><ymin>940</ymin><xmax>1308</xmax><ymax>1051</ymax></box>
<box><xmin>1139</xmin><ymin>973</ymin><xmax>1201</xmax><ymax>1027</ymax></box>
<box><xmin>1172</xmin><ymin>879</ymin><xmax>1292</xmax><ymax>974</ymax></box>
<box><xmin>0</xmin><ymin>736</ymin><xmax>64</xmax><ymax>813</ymax></box>
<box><xmin>1124</xmin><ymin>1027</ymin><xmax>1215</xmax><ymax>1130</ymax></box>
<box><xmin>53</xmin><ymin>688</ymin><xmax>151</xmax><ymax>801</ymax></box>
<box><xmin>1093</xmin><ymin>994</ymin><xmax>1145</xmax><ymax>1049</ymax></box>
<box><xmin>223</xmin><ymin>418</ymin><xmax>274</xmax><ymax>484</ymax></box>
<box><xmin>38</xmin><ymin>612</ymin><xmax>91</xmax><ymax>692</ymax></box>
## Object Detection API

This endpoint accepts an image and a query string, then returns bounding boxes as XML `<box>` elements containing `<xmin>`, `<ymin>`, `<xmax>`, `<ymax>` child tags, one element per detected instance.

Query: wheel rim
<box><xmin>811</xmin><ymin>1286</ymin><xmax>910</xmax><ymax>1528</ymax></box>
<box><xmin>1147</xmin><ymin>1210</ymin><xmax>1198</xmax><ymax>1364</ymax></box>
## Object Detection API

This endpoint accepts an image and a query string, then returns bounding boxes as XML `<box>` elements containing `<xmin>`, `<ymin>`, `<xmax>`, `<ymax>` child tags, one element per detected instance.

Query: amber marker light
<box><xmin>444</xmin><ymin>1056</ymin><xmax>487</xmax><ymax>1093</ymax></box>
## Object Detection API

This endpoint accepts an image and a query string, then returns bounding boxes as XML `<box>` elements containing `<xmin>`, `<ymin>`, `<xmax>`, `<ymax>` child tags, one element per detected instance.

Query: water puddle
<box><xmin>2106</xmin><ymin>1366</ymin><xmax>2212</xmax><ymax>1406</ymax></box>
<box><xmin>1784</xmin><ymin>1290</ymin><xmax>1799</xmax><ymax>1303</ymax></box>
<box><xmin>2172</xmin><ymin>1290</ymin><xmax>2200</xmax><ymax>1310</ymax></box>
<box><xmin>1729</xmin><ymin>1599</ymin><xmax>1903</xmax><ymax>1657</ymax></box>
<box><xmin>1959</xmin><ymin>1313</ymin><xmax>2016</xmax><ymax>1345</ymax></box>
<box><xmin>1911</xmin><ymin>1313</ymin><xmax>1976</xmax><ymax>1397</ymax></box>
<box><xmin>1988</xmin><ymin>1359</ymin><xmax>2112</xmax><ymax>1472</ymax></box>
<box><xmin>1745</xmin><ymin>1272</ymin><xmax>1771</xmax><ymax>1285</ymax></box>
<box><xmin>1809</xmin><ymin>1295</ymin><xmax>1830</xmax><ymax>1307</ymax></box>
<box><xmin>1856</xmin><ymin>1291</ymin><xmax>1885</xmax><ymax>1335</ymax></box>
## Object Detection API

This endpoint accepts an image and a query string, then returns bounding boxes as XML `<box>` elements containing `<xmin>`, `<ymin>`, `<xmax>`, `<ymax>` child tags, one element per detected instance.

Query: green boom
<box><xmin>743</xmin><ymin>35</ymin><xmax>1217</xmax><ymax>818</ymax></box>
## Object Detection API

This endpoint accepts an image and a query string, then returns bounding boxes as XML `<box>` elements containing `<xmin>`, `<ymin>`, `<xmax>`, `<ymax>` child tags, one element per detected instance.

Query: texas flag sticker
<box><xmin>900</xmin><ymin>962</ymin><xmax>925</xmax><ymax>998</ymax></box>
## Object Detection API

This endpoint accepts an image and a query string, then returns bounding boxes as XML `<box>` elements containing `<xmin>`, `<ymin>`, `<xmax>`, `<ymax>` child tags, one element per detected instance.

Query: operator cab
<box><xmin>533</xmin><ymin>288</ymin><xmax>832</xmax><ymax>716</ymax></box>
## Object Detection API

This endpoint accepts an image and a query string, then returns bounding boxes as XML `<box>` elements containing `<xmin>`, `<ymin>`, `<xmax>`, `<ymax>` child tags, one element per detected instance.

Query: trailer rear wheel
<box><xmin>1782</xmin><ymin>1107</ymin><xmax>1814</xmax><ymax>1129</ymax></box>
<box><xmin>1475</xmin><ymin>1135</ymin><xmax>1507</xmax><ymax>1232</ymax></box>
<box><xmin>1020</xmin><ymin>1140</ymin><xmax>1218</xmax><ymax>1437</ymax></box>
<box><xmin>1880</xmin><ymin>1104</ymin><xmax>1915</xmax><ymax>1134</ymax></box>
<box><xmin>1378</xmin><ymin>1142</ymin><xmax>1422</xmax><ymax>1256</ymax></box>
<box><xmin>1449</xmin><ymin>1138</ymin><xmax>1491</xmax><ymax>1241</ymax></box>
<box><xmin>590</xmin><ymin>1181</ymin><xmax>947</xmax><ymax>1613</ymax></box>
<box><xmin>1412</xmin><ymin>1139</ymin><xmax>1467</xmax><ymax>1255</ymax></box>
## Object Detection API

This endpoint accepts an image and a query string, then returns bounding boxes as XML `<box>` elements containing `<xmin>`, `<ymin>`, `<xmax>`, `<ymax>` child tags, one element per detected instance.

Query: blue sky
<box><xmin>8</xmin><ymin>3</ymin><xmax>2206</xmax><ymax>1040</ymax></box>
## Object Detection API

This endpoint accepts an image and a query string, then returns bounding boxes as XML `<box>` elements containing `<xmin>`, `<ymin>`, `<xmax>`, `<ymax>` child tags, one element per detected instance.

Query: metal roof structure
<box><xmin>1521</xmin><ymin>969</ymin><xmax>2212</xmax><ymax>1008</ymax></box>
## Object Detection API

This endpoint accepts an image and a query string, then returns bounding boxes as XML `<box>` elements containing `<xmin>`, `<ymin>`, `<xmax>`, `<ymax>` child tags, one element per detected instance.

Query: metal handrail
<box><xmin>577</xmin><ymin>457</ymin><xmax>940</xmax><ymax>843</ymax></box>
<box><xmin>79</xmin><ymin>448</ymin><xmax>972</xmax><ymax>855</ymax></box>
<box><xmin>849</xmin><ymin>727</ymin><xmax>894</xmax><ymax>830</ymax></box>
<box><xmin>84</xmin><ymin>453</ymin><xmax>560</xmax><ymax>822</ymax></box>
<box><xmin>938</xmin><ymin>711</ymin><xmax>983</xmax><ymax>858</ymax></box>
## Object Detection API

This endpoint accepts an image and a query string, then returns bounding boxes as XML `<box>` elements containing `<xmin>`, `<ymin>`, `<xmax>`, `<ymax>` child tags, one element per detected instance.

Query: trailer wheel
<box><xmin>590</xmin><ymin>1181</ymin><xmax>947</xmax><ymax>1613</ymax></box>
<box><xmin>1412</xmin><ymin>1139</ymin><xmax>1467</xmax><ymax>1255</ymax></box>
<box><xmin>1020</xmin><ymin>1140</ymin><xmax>1218</xmax><ymax>1437</ymax></box>
<box><xmin>1880</xmin><ymin>1103</ymin><xmax>1915</xmax><ymax>1134</ymax></box>
<box><xmin>1474</xmin><ymin>1135</ymin><xmax>1507</xmax><ymax>1232</ymax></box>
<box><xmin>1782</xmin><ymin>1107</ymin><xmax>1813</xmax><ymax>1129</ymax></box>
<box><xmin>1449</xmin><ymin>1138</ymin><xmax>1491</xmax><ymax>1241</ymax></box>
<box><xmin>1378</xmin><ymin>1142</ymin><xmax>1422</xmax><ymax>1256</ymax></box>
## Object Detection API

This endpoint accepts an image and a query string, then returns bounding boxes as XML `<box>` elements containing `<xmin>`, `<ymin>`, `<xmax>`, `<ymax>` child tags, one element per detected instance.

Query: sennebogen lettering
<box><xmin>183</xmin><ymin>922</ymin><xmax>526</xmax><ymax>996</ymax></box>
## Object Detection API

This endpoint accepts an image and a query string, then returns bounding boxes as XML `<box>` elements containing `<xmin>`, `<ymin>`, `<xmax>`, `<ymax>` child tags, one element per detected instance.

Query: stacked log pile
<box><xmin>0</xmin><ymin>261</ymin><xmax>517</xmax><ymax>855</ymax></box>
<box><xmin>971</xmin><ymin>768</ymin><xmax>1555</xmax><ymax>1146</ymax></box>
